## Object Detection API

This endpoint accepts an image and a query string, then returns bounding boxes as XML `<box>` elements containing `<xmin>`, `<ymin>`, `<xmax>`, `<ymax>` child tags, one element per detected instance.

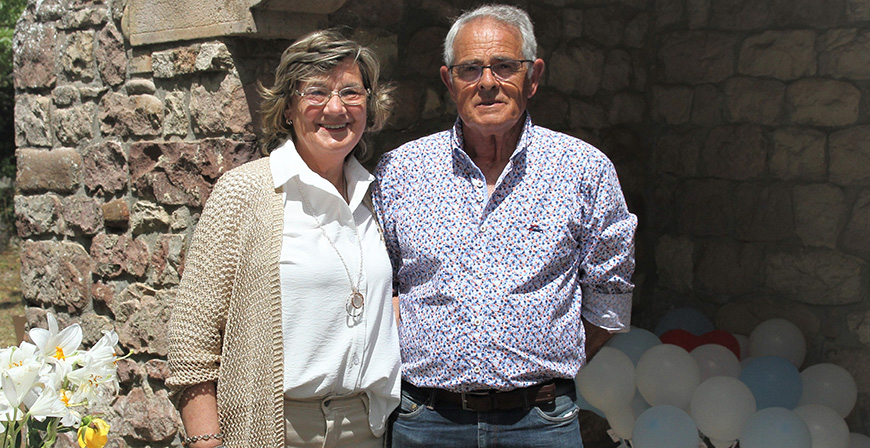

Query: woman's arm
<box><xmin>179</xmin><ymin>382</ymin><xmax>224</xmax><ymax>448</ymax></box>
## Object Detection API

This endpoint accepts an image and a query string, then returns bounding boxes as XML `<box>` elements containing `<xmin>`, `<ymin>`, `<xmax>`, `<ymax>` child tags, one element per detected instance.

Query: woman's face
<box><xmin>285</xmin><ymin>60</ymin><xmax>368</xmax><ymax>165</ymax></box>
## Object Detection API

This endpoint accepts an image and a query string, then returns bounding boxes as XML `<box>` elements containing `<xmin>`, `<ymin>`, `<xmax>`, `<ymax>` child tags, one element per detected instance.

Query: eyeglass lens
<box><xmin>451</xmin><ymin>60</ymin><xmax>529</xmax><ymax>82</ymax></box>
<box><xmin>299</xmin><ymin>87</ymin><xmax>367</xmax><ymax>106</ymax></box>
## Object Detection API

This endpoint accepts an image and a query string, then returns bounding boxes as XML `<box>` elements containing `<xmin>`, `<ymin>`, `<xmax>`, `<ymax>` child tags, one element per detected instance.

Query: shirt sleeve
<box><xmin>578</xmin><ymin>157</ymin><xmax>637</xmax><ymax>333</ymax></box>
<box><xmin>372</xmin><ymin>153</ymin><xmax>404</xmax><ymax>289</ymax></box>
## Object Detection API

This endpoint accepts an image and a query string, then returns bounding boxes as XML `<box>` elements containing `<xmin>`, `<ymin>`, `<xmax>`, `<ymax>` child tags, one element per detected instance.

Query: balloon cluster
<box><xmin>575</xmin><ymin>308</ymin><xmax>867</xmax><ymax>448</ymax></box>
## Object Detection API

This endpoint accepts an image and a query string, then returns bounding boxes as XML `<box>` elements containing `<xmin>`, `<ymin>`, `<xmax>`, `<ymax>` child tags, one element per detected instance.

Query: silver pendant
<box><xmin>347</xmin><ymin>291</ymin><xmax>365</xmax><ymax>317</ymax></box>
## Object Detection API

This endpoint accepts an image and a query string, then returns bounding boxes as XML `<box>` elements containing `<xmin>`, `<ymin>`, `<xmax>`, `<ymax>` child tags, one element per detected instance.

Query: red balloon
<box><xmin>660</xmin><ymin>329</ymin><xmax>700</xmax><ymax>352</ymax></box>
<box><xmin>697</xmin><ymin>330</ymin><xmax>741</xmax><ymax>359</ymax></box>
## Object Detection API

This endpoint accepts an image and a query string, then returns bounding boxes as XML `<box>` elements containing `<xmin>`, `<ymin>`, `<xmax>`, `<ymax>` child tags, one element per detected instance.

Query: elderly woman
<box><xmin>166</xmin><ymin>30</ymin><xmax>399</xmax><ymax>448</ymax></box>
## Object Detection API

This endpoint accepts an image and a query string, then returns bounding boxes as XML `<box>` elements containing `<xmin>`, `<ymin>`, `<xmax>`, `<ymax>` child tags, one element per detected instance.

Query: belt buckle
<box><xmin>461</xmin><ymin>391</ymin><xmax>491</xmax><ymax>411</ymax></box>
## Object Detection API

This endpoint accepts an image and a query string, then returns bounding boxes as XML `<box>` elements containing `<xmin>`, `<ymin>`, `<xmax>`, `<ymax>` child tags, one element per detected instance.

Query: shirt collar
<box><xmin>269</xmin><ymin>139</ymin><xmax>374</xmax><ymax>209</ymax></box>
<box><xmin>450</xmin><ymin>113</ymin><xmax>535</xmax><ymax>161</ymax></box>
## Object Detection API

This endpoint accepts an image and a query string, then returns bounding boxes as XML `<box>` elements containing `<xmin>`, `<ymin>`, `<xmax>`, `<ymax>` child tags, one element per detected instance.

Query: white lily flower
<box><xmin>1</xmin><ymin>361</ymin><xmax>42</xmax><ymax>408</ymax></box>
<box><xmin>0</xmin><ymin>342</ymin><xmax>39</xmax><ymax>375</ymax></box>
<box><xmin>27</xmin><ymin>387</ymin><xmax>67</xmax><ymax>422</ymax></box>
<box><xmin>29</xmin><ymin>314</ymin><xmax>83</xmax><ymax>364</ymax></box>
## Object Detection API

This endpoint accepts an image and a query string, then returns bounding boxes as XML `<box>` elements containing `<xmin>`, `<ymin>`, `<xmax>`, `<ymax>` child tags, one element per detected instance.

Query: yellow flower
<box><xmin>77</xmin><ymin>418</ymin><xmax>110</xmax><ymax>448</ymax></box>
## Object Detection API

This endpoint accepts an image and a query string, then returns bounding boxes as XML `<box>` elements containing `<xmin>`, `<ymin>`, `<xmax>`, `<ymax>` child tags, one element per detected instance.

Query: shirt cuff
<box><xmin>581</xmin><ymin>291</ymin><xmax>632</xmax><ymax>333</ymax></box>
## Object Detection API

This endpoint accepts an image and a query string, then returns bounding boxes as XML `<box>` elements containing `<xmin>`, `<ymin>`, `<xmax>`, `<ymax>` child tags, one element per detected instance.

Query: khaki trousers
<box><xmin>284</xmin><ymin>393</ymin><xmax>383</xmax><ymax>448</ymax></box>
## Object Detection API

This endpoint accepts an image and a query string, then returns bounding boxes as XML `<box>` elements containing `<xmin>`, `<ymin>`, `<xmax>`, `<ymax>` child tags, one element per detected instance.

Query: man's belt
<box><xmin>402</xmin><ymin>378</ymin><xmax>575</xmax><ymax>412</ymax></box>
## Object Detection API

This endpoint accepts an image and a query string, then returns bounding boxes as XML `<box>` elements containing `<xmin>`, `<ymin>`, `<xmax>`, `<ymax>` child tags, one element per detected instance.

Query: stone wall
<box><xmin>647</xmin><ymin>0</ymin><xmax>870</xmax><ymax>433</ymax></box>
<box><xmin>11</xmin><ymin>0</ymin><xmax>870</xmax><ymax>445</ymax></box>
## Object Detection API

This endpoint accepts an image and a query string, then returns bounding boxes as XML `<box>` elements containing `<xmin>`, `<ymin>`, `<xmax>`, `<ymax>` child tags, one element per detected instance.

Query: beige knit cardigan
<box><xmin>166</xmin><ymin>158</ymin><xmax>286</xmax><ymax>447</ymax></box>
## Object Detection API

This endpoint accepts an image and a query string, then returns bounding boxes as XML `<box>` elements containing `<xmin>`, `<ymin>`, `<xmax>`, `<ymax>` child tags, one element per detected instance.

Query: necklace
<box><xmin>294</xmin><ymin>178</ymin><xmax>365</xmax><ymax>317</ymax></box>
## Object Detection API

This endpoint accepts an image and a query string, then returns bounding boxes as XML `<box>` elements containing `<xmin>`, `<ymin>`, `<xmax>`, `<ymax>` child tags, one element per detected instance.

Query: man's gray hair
<box><xmin>442</xmin><ymin>4</ymin><xmax>537</xmax><ymax>67</ymax></box>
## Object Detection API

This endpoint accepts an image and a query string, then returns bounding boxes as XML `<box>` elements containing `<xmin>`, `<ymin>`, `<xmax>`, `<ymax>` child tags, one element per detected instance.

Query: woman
<box><xmin>166</xmin><ymin>30</ymin><xmax>399</xmax><ymax>448</ymax></box>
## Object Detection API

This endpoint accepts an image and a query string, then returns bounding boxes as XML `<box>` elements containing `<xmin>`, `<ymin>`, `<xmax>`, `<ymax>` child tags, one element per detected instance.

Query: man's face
<box><xmin>440</xmin><ymin>18</ymin><xmax>543</xmax><ymax>139</ymax></box>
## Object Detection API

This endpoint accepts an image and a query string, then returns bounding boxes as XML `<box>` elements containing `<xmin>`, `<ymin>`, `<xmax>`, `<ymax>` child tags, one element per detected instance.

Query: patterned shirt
<box><xmin>372</xmin><ymin>115</ymin><xmax>637</xmax><ymax>392</ymax></box>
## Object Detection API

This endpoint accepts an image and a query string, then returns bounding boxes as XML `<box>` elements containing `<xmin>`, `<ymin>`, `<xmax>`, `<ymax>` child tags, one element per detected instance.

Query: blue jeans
<box><xmin>390</xmin><ymin>382</ymin><xmax>583</xmax><ymax>448</ymax></box>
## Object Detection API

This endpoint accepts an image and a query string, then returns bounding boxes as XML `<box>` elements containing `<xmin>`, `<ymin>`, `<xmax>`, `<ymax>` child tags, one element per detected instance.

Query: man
<box><xmin>373</xmin><ymin>4</ymin><xmax>637</xmax><ymax>446</ymax></box>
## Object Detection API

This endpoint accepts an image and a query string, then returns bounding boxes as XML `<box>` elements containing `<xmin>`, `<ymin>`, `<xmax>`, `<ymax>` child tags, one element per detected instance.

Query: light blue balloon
<box><xmin>654</xmin><ymin>307</ymin><xmax>715</xmax><ymax>336</ymax></box>
<box><xmin>632</xmin><ymin>405</ymin><xmax>698</xmax><ymax>448</ymax></box>
<box><xmin>607</xmin><ymin>327</ymin><xmax>662</xmax><ymax>365</ymax></box>
<box><xmin>739</xmin><ymin>356</ymin><xmax>802</xmax><ymax>409</ymax></box>
<box><xmin>740</xmin><ymin>407</ymin><xmax>811</xmax><ymax>448</ymax></box>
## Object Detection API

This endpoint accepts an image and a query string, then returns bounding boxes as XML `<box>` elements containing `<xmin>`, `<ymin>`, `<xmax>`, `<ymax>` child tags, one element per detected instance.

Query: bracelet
<box><xmin>181</xmin><ymin>432</ymin><xmax>223</xmax><ymax>445</ymax></box>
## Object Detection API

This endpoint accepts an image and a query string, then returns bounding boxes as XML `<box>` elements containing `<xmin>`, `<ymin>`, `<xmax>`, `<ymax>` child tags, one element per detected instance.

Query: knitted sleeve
<box><xmin>166</xmin><ymin>169</ymin><xmax>251</xmax><ymax>398</ymax></box>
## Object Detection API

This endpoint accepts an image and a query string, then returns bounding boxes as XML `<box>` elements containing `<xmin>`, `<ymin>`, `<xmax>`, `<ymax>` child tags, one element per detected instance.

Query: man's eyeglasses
<box><xmin>294</xmin><ymin>87</ymin><xmax>369</xmax><ymax>106</ymax></box>
<box><xmin>448</xmin><ymin>59</ymin><xmax>534</xmax><ymax>83</ymax></box>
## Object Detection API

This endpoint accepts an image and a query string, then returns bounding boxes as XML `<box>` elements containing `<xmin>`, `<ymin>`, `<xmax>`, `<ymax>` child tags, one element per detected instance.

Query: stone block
<box><xmin>20</xmin><ymin>240</ymin><xmax>91</xmax><ymax>312</ymax></box>
<box><xmin>130</xmin><ymin>201</ymin><xmax>170</xmax><ymax>235</ymax></box>
<box><xmin>655</xmin><ymin>0</ymin><xmax>685</xmax><ymax>29</ymax></box>
<box><xmin>163</xmin><ymin>91</ymin><xmax>189</xmax><ymax>137</ymax></box>
<box><xmin>710</xmin><ymin>0</ymin><xmax>771</xmax><ymax>29</ymax></box>
<box><xmin>190</xmin><ymin>72</ymin><xmax>252</xmax><ymax>135</ymax></box>
<box><xmin>734</xmin><ymin>183</ymin><xmax>794</xmax><ymax>241</ymax></box>
<box><xmin>170</xmin><ymin>207</ymin><xmax>192</xmax><ymax>231</ymax></box>
<box><xmin>765</xmin><ymin>249</ymin><xmax>864</xmax><ymax>305</ymax></box>
<box><xmin>14</xmin><ymin>194</ymin><xmax>63</xmax><ymax>237</ymax></box>
<box><xmin>78</xmin><ymin>313</ymin><xmax>113</xmax><ymax>346</ymax></box>
<box><xmin>601</xmin><ymin>49</ymin><xmax>632</xmax><ymax>91</ymax></box>
<box><xmin>655</xmin><ymin>234</ymin><xmax>694</xmax><ymax>293</ymax></box>
<box><xmin>677</xmin><ymin>179</ymin><xmax>732</xmax><ymax>236</ymax></box>
<box><xmin>402</xmin><ymin>27</ymin><xmax>445</xmax><ymax>77</ymax></box>
<box><xmin>848</xmin><ymin>0</ymin><xmax>870</xmax><ymax>21</ymax></box>
<box><xmin>197</xmin><ymin>138</ymin><xmax>260</xmax><ymax>179</ymax></box>
<box><xmin>830</xmin><ymin>126</ymin><xmax>870</xmax><ymax>186</ymax></box>
<box><xmin>111</xmin><ymin>388</ymin><xmax>179</xmax><ymax>442</ymax></box>
<box><xmin>794</xmin><ymin>184</ymin><xmax>846</xmax><ymax>249</ymax></box>
<box><xmin>52</xmin><ymin>85</ymin><xmax>79</xmax><ymax>107</ymax></box>
<box><xmin>564</xmin><ymin>9</ymin><xmax>583</xmax><ymax>38</ymax></box>
<box><xmin>62</xmin><ymin>196</ymin><xmax>104</xmax><ymax>236</ymax></box>
<box><xmin>624</xmin><ymin>13</ymin><xmax>649</xmax><ymax>48</ymax></box>
<box><xmin>787</xmin><ymin>79</ymin><xmax>860</xmax><ymax>127</ymax></box>
<box><xmin>144</xmin><ymin>359</ymin><xmax>171</xmax><ymax>381</ymax></box>
<box><xmin>843</xmin><ymin>189</ymin><xmax>870</xmax><ymax>258</ymax></box>
<box><xmin>128</xmin><ymin>54</ymin><xmax>152</xmax><ymax>75</ymax></box>
<box><xmin>569</xmin><ymin>99</ymin><xmax>607</xmax><ymax>130</ymax></box>
<box><xmin>113</xmin><ymin>284</ymin><xmax>172</xmax><ymax>357</ymax></box>
<box><xmin>83</xmin><ymin>141</ymin><xmax>129</xmax><ymax>195</ymax></box>
<box><xmin>34</xmin><ymin>0</ymin><xmax>63</xmax><ymax>21</ymax></box>
<box><xmin>770</xmin><ymin>128</ymin><xmax>827</xmax><ymax>181</ymax></box>
<box><xmin>847</xmin><ymin>311</ymin><xmax>870</xmax><ymax>350</ymax></box>
<box><xmin>387</xmin><ymin>81</ymin><xmax>423</xmax><ymax>130</ymax></box>
<box><xmin>695</xmin><ymin>240</ymin><xmax>764</xmax><ymax>295</ymax></box>
<box><xmin>353</xmin><ymin>29</ymin><xmax>399</xmax><ymax>77</ymax></box>
<box><xmin>652</xmin><ymin>85</ymin><xmax>693</xmax><ymax>124</ymax></box>
<box><xmin>660</xmin><ymin>31</ymin><xmax>737</xmax><ymax>84</ymax></box>
<box><xmin>702</xmin><ymin>124</ymin><xmax>767</xmax><ymax>180</ymax></box>
<box><xmin>152</xmin><ymin>46</ymin><xmax>198</xmax><ymax>78</ymax></box>
<box><xmin>655</xmin><ymin>129</ymin><xmax>703</xmax><ymax>177</ymax></box>
<box><xmin>527</xmin><ymin>90</ymin><xmax>569</xmax><ymax>128</ymax></box>
<box><xmin>691</xmin><ymin>84</ymin><xmax>722</xmax><ymax>125</ymax></box>
<box><xmin>724</xmin><ymin>77</ymin><xmax>785</xmax><ymax>125</ymax></box>
<box><xmin>92</xmin><ymin>280</ymin><xmax>116</xmax><ymax>309</ymax></box>
<box><xmin>150</xmin><ymin>233</ymin><xmax>186</xmax><ymax>286</ymax></box>
<box><xmin>332</xmin><ymin>0</ymin><xmax>404</xmax><ymax>27</ymax></box>
<box><xmin>99</xmin><ymin>92</ymin><xmax>163</xmax><ymax>138</ymax></box>
<box><xmin>584</xmin><ymin>7</ymin><xmax>625</xmax><ymax>47</ymax></box>
<box><xmin>770</xmin><ymin>0</ymin><xmax>843</xmax><ymax>28</ymax></box>
<box><xmin>90</xmin><ymin>233</ymin><xmax>149</xmax><ymax>279</ymax></box>
<box><xmin>125</xmin><ymin>79</ymin><xmax>156</xmax><ymax>95</ymax></box>
<box><xmin>60</xmin><ymin>30</ymin><xmax>96</xmax><ymax>82</ymax></box>
<box><xmin>194</xmin><ymin>41</ymin><xmax>234</xmax><ymax>72</ymax></box>
<box><xmin>550</xmin><ymin>43</ymin><xmax>604</xmax><ymax>96</ymax></box>
<box><xmin>55</xmin><ymin>102</ymin><xmax>96</xmax><ymax>146</ymax></box>
<box><xmin>714</xmin><ymin>298</ymin><xmax>820</xmax><ymax>338</ymax></box>
<box><xmin>13</xmin><ymin>22</ymin><xmax>57</xmax><ymax>89</ymax></box>
<box><xmin>14</xmin><ymin>95</ymin><xmax>52</xmax><ymax>148</ymax></box>
<box><xmin>687</xmin><ymin>0</ymin><xmax>710</xmax><ymax>28</ymax></box>
<box><xmin>59</xmin><ymin>5</ymin><xmax>107</xmax><ymax>29</ymax></box>
<box><xmin>17</xmin><ymin>147</ymin><xmax>82</xmax><ymax>194</ymax></box>
<box><xmin>819</xmin><ymin>29</ymin><xmax>870</xmax><ymax>79</ymax></box>
<box><xmin>608</xmin><ymin>92</ymin><xmax>645</xmax><ymax>124</ymax></box>
<box><xmin>96</xmin><ymin>22</ymin><xmax>127</xmax><ymax>87</ymax></box>
<box><xmin>738</xmin><ymin>31</ymin><xmax>817</xmax><ymax>81</ymax></box>
<box><xmin>102</xmin><ymin>199</ymin><xmax>130</xmax><ymax>228</ymax></box>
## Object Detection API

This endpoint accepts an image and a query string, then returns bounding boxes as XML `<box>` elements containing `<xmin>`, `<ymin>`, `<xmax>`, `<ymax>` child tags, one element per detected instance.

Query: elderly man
<box><xmin>373</xmin><ymin>4</ymin><xmax>637</xmax><ymax>446</ymax></box>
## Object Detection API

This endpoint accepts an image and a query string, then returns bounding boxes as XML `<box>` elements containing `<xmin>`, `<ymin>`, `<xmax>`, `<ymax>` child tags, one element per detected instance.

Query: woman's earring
<box><xmin>285</xmin><ymin>117</ymin><xmax>292</xmax><ymax>125</ymax></box>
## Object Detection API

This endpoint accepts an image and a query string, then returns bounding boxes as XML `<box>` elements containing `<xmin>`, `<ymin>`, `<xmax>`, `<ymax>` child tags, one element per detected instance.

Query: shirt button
<box><xmin>472</xmin><ymin>318</ymin><xmax>481</xmax><ymax>326</ymax></box>
<box><xmin>479</xmin><ymin>223</ymin><xmax>488</xmax><ymax>233</ymax></box>
<box><xmin>472</xmin><ymin>178</ymin><xmax>484</xmax><ymax>188</ymax></box>
<box><xmin>473</xmin><ymin>366</ymin><xmax>482</xmax><ymax>374</ymax></box>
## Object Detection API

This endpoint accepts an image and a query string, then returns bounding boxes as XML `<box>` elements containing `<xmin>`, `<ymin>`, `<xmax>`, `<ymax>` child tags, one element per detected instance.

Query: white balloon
<box><xmin>749</xmin><ymin>318</ymin><xmax>806</xmax><ymax>367</ymax></box>
<box><xmin>604</xmin><ymin>404</ymin><xmax>636</xmax><ymax>440</ymax></box>
<box><xmin>850</xmin><ymin>433</ymin><xmax>870</xmax><ymax>448</ymax></box>
<box><xmin>575</xmin><ymin>347</ymin><xmax>636</xmax><ymax>412</ymax></box>
<box><xmin>794</xmin><ymin>404</ymin><xmax>849</xmax><ymax>448</ymax></box>
<box><xmin>690</xmin><ymin>376</ymin><xmax>756</xmax><ymax>445</ymax></box>
<box><xmin>636</xmin><ymin>344</ymin><xmax>700</xmax><ymax>409</ymax></box>
<box><xmin>692</xmin><ymin>344</ymin><xmax>742</xmax><ymax>381</ymax></box>
<box><xmin>799</xmin><ymin>363</ymin><xmax>858</xmax><ymax>418</ymax></box>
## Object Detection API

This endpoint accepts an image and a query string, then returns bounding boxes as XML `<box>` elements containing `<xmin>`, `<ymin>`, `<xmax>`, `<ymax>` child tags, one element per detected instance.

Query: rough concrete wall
<box><xmin>647</xmin><ymin>0</ymin><xmax>870</xmax><ymax>433</ymax></box>
<box><xmin>11</xmin><ymin>0</ymin><xmax>870</xmax><ymax>445</ymax></box>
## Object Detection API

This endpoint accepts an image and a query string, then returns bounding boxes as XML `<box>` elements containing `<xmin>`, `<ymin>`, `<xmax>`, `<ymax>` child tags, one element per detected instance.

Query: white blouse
<box><xmin>269</xmin><ymin>140</ymin><xmax>400</xmax><ymax>436</ymax></box>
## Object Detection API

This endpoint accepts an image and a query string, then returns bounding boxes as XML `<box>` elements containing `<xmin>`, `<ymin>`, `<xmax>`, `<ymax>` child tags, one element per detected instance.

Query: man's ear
<box><xmin>440</xmin><ymin>66</ymin><xmax>456</xmax><ymax>98</ymax></box>
<box><xmin>527</xmin><ymin>59</ymin><xmax>545</xmax><ymax>98</ymax></box>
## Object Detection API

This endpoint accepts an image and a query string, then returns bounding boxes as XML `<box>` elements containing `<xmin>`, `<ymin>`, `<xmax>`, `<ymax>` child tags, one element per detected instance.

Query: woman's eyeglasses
<box><xmin>294</xmin><ymin>87</ymin><xmax>369</xmax><ymax>106</ymax></box>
